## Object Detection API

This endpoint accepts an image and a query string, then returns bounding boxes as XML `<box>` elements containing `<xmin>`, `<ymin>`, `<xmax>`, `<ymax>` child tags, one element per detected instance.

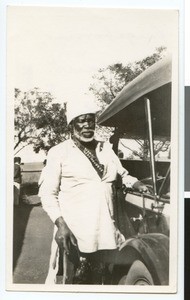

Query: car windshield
<box><xmin>116</xmin><ymin>137</ymin><xmax>170</xmax><ymax>199</ymax></box>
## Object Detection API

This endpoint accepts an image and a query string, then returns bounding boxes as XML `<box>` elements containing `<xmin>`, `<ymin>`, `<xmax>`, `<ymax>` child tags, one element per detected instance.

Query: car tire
<box><xmin>118</xmin><ymin>260</ymin><xmax>154</xmax><ymax>285</ymax></box>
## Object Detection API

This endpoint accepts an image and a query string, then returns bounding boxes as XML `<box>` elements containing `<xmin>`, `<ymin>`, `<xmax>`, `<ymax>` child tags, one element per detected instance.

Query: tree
<box><xmin>14</xmin><ymin>88</ymin><xmax>69</xmax><ymax>155</ymax></box>
<box><xmin>89</xmin><ymin>47</ymin><xmax>170</xmax><ymax>160</ymax></box>
<box><xmin>89</xmin><ymin>47</ymin><xmax>167</xmax><ymax>109</ymax></box>
<box><xmin>119</xmin><ymin>139</ymin><xmax>170</xmax><ymax>161</ymax></box>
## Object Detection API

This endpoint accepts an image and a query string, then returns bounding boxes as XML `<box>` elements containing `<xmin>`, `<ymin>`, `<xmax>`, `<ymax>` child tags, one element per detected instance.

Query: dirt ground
<box><xmin>13</xmin><ymin>195</ymin><xmax>54</xmax><ymax>284</ymax></box>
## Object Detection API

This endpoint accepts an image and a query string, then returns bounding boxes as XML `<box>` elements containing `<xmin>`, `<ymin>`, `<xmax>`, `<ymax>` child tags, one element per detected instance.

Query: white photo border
<box><xmin>1</xmin><ymin>1</ymin><xmax>185</xmax><ymax>300</ymax></box>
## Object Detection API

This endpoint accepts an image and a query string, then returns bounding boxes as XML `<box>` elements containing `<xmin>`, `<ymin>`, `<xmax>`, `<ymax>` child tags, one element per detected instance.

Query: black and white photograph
<box><xmin>6</xmin><ymin>5</ymin><xmax>179</xmax><ymax>293</ymax></box>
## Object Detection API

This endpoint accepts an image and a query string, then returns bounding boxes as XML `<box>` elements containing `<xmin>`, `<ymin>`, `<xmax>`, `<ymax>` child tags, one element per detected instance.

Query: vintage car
<box><xmin>97</xmin><ymin>54</ymin><xmax>173</xmax><ymax>285</ymax></box>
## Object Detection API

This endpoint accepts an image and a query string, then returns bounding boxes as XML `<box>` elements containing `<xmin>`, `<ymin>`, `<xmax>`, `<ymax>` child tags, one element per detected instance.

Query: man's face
<box><xmin>72</xmin><ymin>113</ymin><xmax>96</xmax><ymax>142</ymax></box>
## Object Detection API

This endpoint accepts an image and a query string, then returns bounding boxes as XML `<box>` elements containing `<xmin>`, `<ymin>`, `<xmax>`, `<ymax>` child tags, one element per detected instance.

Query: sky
<box><xmin>7</xmin><ymin>6</ymin><xmax>178</xmax><ymax>162</ymax></box>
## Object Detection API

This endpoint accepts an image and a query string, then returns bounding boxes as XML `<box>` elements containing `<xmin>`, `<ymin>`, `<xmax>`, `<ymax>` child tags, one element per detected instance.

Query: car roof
<box><xmin>98</xmin><ymin>54</ymin><xmax>172</xmax><ymax>139</ymax></box>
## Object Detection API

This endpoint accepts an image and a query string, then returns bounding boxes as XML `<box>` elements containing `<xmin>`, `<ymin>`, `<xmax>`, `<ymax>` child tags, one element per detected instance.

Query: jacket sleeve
<box><xmin>40</xmin><ymin>147</ymin><xmax>63</xmax><ymax>223</ymax></box>
<box><xmin>38</xmin><ymin>167</ymin><xmax>45</xmax><ymax>187</ymax></box>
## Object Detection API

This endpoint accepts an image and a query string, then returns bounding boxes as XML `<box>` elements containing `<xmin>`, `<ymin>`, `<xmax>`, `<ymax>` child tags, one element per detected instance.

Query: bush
<box><xmin>21</xmin><ymin>182</ymin><xmax>39</xmax><ymax>196</ymax></box>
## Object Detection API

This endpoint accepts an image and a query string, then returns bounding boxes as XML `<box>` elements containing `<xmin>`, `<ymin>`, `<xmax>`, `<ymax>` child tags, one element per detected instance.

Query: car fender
<box><xmin>115</xmin><ymin>233</ymin><xmax>169</xmax><ymax>285</ymax></box>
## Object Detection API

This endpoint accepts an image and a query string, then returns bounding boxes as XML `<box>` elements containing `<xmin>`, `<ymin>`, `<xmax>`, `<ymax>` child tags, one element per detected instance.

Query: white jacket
<box><xmin>41</xmin><ymin>139</ymin><xmax>137</xmax><ymax>253</ymax></box>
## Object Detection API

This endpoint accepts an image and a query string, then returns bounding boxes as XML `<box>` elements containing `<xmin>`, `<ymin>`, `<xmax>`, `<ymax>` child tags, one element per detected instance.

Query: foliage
<box><xmin>89</xmin><ymin>47</ymin><xmax>167</xmax><ymax>109</ymax></box>
<box><xmin>89</xmin><ymin>47</ymin><xmax>170</xmax><ymax>159</ymax></box>
<box><xmin>119</xmin><ymin>139</ymin><xmax>170</xmax><ymax>160</ymax></box>
<box><xmin>14</xmin><ymin>88</ymin><xmax>69</xmax><ymax>154</ymax></box>
<box><xmin>14</xmin><ymin>47</ymin><xmax>168</xmax><ymax>159</ymax></box>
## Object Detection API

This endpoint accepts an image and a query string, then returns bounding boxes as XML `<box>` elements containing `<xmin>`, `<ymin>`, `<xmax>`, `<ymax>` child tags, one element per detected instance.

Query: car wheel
<box><xmin>118</xmin><ymin>260</ymin><xmax>154</xmax><ymax>285</ymax></box>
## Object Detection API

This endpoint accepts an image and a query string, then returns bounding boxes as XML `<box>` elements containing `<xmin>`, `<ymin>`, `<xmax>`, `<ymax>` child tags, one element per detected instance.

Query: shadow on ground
<box><xmin>13</xmin><ymin>195</ymin><xmax>54</xmax><ymax>284</ymax></box>
<box><xmin>13</xmin><ymin>203</ymin><xmax>34</xmax><ymax>270</ymax></box>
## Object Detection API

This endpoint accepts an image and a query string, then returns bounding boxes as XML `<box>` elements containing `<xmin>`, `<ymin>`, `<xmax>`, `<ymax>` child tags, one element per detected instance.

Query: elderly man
<box><xmin>41</xmin><ymin>100</ymin><xmax>147</xmax><ymax>284</ymax></box>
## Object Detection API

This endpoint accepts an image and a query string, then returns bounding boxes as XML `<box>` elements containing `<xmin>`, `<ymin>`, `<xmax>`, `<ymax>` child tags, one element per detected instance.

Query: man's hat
<box><xmin>66</xmin><ymin>96</ymin><xmax>99</xmax><ymax>125</ymax></box>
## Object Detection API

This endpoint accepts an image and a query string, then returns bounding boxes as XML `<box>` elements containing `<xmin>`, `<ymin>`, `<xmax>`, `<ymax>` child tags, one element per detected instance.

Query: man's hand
<box><xmin>132</xmin><ymin>180</ymin><xmax>149</xmax><ymax>193</ymax></box>
<box><xmin>55</xmin><ymin>217</ymin><xmax>77</xmax><ymax>255</ymax></box>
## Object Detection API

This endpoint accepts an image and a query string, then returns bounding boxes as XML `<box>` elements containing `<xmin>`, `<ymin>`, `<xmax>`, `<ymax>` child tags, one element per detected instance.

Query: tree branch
<box><xmin>14</xmin><ymin>143</ymin><xmax>30</xmax><ymax>155</ymax></box>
